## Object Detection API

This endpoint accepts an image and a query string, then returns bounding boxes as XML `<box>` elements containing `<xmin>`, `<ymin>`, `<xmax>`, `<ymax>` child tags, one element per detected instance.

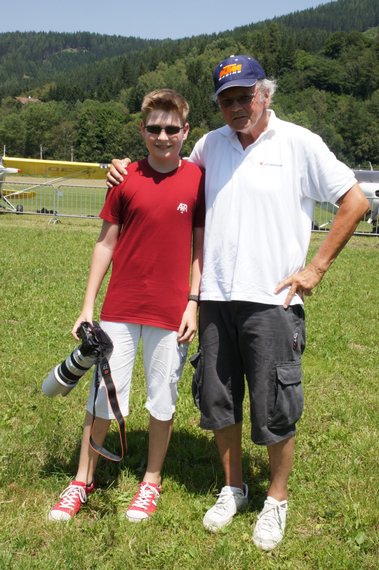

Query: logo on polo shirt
<box><xmin>177</xmin><ymin>203</ymin><xmax>188</xmax><ymax>214</ymax></box>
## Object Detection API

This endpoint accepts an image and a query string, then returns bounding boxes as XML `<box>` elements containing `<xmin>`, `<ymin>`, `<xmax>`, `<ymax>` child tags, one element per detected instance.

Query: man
<box><xmin>107</xmin><ymin>55</ymin><xmax>368</xmax><ymax>550</ymax></box>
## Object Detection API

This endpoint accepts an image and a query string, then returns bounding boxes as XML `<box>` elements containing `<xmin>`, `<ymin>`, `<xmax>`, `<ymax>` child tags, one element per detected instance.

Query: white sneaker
<box><xmin>253</xmin><ymin>496</ymin><xmax>288</xmax><ymax>551</ymax></box>
<box><xmin>203</xmin><ymin>484</ymin><xmax>248</xmax><ymax>532</ymax></box>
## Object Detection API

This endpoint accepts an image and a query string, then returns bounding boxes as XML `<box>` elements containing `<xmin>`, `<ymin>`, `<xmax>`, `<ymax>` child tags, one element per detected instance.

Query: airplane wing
<box><xmin>2</xmin><ymin>157</ymin><xmax>109</xmax><ymax>180</ymax></box>
<box><xmin>1</xmin><ymin>156</ymin><xmax>109</xmax><ymax>214</ymax></box>
<box><xmin>354</xmin><ymin>169</ymin><xmax>379</xmax><ymax>224</ymax></box>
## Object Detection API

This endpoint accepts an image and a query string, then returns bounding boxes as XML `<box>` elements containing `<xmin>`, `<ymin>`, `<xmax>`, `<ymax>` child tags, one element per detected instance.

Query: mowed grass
<box><xmin>0</xmin><ymin>215</ymin><xmax>378</xmax><ymax>570</ymax></box>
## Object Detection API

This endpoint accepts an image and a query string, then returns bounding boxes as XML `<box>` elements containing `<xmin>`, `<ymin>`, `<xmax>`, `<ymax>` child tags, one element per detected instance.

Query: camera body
<box><xmin>42</xmin><ymin>321</ymin><xmax>113</xmax><ymax>397</ymax></box>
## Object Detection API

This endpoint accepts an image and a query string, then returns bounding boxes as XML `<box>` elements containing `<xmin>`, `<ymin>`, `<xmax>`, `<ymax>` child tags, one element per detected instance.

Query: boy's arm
<box><xmin>177</xmin><ymin>226</ymin><xmax>204</xmax><ymax>344</ymax></box>
<box><xmin>72</xmin><ymin>221</ymin><xmax>120</xmax><ymax>338</ymax></box>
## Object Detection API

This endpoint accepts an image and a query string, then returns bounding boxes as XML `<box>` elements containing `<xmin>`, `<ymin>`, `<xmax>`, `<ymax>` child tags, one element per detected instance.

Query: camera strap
<box><xmin>89</xmin><ymin>355</ymin><xmax>128</xmax><ymax>462</ymax></box>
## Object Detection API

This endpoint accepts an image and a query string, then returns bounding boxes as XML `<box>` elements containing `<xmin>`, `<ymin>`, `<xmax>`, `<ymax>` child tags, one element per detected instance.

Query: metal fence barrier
<box><xmin>1</xmin><ymin>180</ymin><xmax>106</xmax><ymax>221</ymax></box>
<box><xmin>1</xmin><ymin>179</ymin><xmax>378</xmax><ymax>235</ymax></box>
<box><xmin>312</xmin><ymin>200</ymin><xmax>378</xmax><ymax>235</ymax></box>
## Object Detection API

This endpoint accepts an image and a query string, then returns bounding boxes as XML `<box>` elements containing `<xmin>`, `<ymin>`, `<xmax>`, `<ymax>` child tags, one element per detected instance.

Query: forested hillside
<box><xmin>0</xmin><ymin>0</ymin><xmax>378</xmax><ymax>168</ymax></box>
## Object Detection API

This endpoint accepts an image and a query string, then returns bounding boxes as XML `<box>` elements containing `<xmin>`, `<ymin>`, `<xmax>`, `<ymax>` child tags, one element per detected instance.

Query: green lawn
<box><xmin>0</xmin><ymin>215</ymin><xmax>378</xmax><ymax>569</ymax></box>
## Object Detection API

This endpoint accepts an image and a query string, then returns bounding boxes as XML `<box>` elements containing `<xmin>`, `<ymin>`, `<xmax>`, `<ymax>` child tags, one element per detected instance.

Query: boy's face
<box><xmin>141</xmin><ymin>110</ymin><xmax>189</xmax><ymax>168</ymax></box>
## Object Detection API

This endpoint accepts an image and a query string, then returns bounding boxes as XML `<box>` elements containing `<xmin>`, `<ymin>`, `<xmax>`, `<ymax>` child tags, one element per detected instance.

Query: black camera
<box><xmin>42</xmin><ymin>321</ymin><xmax>113</xmax><ymax>397</ymax></box>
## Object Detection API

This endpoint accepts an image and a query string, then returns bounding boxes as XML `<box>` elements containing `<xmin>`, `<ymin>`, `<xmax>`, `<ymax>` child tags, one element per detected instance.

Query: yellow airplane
<box><xmin>2</xmin><ymin>156</ymin><xmax>109</xmax><ymax>180</ymax></box>
<box><xmin>0</xmin><ymin>156</ymin><xmax>109</xmax><ymax>213</ymax></box>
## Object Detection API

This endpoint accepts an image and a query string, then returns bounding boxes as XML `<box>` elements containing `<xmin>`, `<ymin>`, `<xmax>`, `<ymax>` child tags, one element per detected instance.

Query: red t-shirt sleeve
<box><xmin>100</xmin><ymin>184</ymin><xmax>124</xmax><ymax>224</ymax></box>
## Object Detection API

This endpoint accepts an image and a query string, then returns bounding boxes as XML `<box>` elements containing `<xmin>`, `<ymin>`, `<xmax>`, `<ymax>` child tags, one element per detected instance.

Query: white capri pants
<box><xmin>86</xmin><ymin>321</ymin><xmax>188</xmax><ymax>421</ymax></box>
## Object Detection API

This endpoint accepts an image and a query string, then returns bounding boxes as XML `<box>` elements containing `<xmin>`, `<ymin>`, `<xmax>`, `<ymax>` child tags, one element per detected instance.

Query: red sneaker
<box><xmin>48</xmin><ymin>480</ymin><xmax>95</xmax><ymax>521</ymax></box>
<box><xmin>126</xmin><ymin>481</ymin><xmax>161</xmax><ymax>522</ymax></box>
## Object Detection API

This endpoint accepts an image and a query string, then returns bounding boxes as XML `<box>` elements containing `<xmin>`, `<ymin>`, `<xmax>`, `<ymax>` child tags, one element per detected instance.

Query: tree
<box><xmin>22</xmin><ymin>101</ymin><xmax>66</xmax><ymax>158</ymax></box>
<box><xmin>121</xmin><ymin>116</ymin><xmax>146</xmax><ymax>162</ymax></box>
<box><xmin>74</xmin><ymin>100</ymin><xmax>130</xmax><ymax>162</ymax></box>
<box><xmin>0</xmin><ymin>112</ymin><xmax>26</xmax><ymax>156</ymax></box>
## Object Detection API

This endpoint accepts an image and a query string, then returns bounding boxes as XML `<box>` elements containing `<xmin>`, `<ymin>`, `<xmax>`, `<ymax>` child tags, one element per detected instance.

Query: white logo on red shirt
<box><xmin>177</xmin><ymin>203</ymin><xmax>188</xmax><ymax>214</ymax></box>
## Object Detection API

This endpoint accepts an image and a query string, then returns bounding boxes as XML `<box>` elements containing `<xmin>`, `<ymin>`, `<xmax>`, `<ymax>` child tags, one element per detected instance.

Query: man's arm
<box><xmin>106</xmin><ymin>131</ymin><xmax>207</xmax><ymax>188</ymax></box>
<box><xmin>275</xmin><ymin>183</ymin><xmax>369</xmax><ymax>308</ymax></box>
<box><xmin>107</xmin><ymin>158</ymin><xmax>131</xmax><ymax>188</ymax></box>
<box><xmin>106</xmin><ymin>132</ymin><xmax>206</xmax><ymax>188</ymax></box>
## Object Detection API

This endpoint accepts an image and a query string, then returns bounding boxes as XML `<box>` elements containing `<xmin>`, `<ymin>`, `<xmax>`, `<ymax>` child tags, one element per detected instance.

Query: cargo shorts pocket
<box><xmin>268</xmin><ymin>362</ymin><xmax>304</xmax><ymax>430</ymax></box>
<box><xmin>190</xmin><ymin>348</ymin><xmax>204</xmax><ymax>410</ymax></box>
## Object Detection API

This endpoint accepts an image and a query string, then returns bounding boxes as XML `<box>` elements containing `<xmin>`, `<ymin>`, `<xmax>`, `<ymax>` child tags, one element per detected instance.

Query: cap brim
<box><xmin>215</xmin><ymin>79</ymin><xmax>258</xmax><ymax>96</ymax></box>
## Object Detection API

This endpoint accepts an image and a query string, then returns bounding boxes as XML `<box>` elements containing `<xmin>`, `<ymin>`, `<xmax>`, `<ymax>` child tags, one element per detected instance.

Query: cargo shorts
<box><xmin>191</xmin><ymin>301</ymin><xmax>306</xmax><ymax>445</ymax></box>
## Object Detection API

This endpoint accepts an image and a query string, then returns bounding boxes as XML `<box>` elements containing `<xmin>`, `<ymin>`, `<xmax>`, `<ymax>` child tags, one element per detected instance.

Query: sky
<box><xmin>1</xmin><ymin>0</ymin><xmax>334</xmax><ymax>40</ymax></box>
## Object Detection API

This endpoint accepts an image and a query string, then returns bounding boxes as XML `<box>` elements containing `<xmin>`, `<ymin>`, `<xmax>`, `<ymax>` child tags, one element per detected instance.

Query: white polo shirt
<box><xmin>190</xmin><ymin>110</ymin><xmax>356</xmax><ymax>305</ymax></box>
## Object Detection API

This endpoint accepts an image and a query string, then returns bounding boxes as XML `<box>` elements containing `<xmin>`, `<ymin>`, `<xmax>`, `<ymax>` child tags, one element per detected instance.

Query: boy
<box><xmin>49</xmin><ymin>88</ymin><xmax>205</xmax><ymax>522</ymax></box>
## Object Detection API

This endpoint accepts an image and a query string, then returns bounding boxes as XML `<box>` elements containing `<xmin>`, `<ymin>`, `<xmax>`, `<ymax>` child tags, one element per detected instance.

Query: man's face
<box><xmin>217</xmin><ymin>86</ymin><xmax>268</xmax><ymax>135</ymax></box>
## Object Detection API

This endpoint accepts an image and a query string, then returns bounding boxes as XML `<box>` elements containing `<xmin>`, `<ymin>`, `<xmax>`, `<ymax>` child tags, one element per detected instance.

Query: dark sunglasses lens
<box><xmin>145</xmin><ymin>125</ymin><xmax>181</xmax><ymax>135</ymax></box>
<box><xmin>220</xmin><ymin>99</ymin><xmax>233</xmax><ymax>108</ymax></box>
<box><xmin>165</xmin><ymin>126</ymin><xmax>181</xmax><ymax>134</ymax></box>
<box><xmin>146</xmin><ymin>125</ymin><xmax>161</xmax><ymax>134</ymax></box>
<box><xmin>239</xmin><ymin>96</ymin><xmax>253</xmax><ymax>105</ymax></box>
<box><xmin>220</xmin><ymin>94</ymin><xmax>254</xmax><ymax>108</ymax></box>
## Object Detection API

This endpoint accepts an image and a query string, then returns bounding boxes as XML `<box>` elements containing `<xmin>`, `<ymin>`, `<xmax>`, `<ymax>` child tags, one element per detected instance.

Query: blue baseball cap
<box><xmin>213</xmin><ymin>55</ymin><xmax>266</xmax><ymax>96</ymax></box>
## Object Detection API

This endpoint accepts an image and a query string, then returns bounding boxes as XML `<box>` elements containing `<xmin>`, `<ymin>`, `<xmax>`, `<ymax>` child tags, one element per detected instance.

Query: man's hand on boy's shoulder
<box><xmin>106</xmin><ymin>158</ymin><xmax>131</xmax><ymax>188</ymax></box>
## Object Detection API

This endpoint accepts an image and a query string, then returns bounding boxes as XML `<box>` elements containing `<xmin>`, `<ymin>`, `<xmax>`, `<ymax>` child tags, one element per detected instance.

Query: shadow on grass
<box><xmin>40</xmin><ymin>426</ymin><xmax>269</xmax><ymax>508</ymax></box>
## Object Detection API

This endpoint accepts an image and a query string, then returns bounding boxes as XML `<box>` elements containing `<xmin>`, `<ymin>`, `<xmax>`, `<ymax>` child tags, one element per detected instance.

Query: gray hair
<box><xmin>256</xmin><ymin>78</ymin><xmax>277</xmax><ymax>103</ymax></box>
<box><xmin>212</xmin><ymin>77</ymin><xmax>277</xmax><ymax>104</ymax></box>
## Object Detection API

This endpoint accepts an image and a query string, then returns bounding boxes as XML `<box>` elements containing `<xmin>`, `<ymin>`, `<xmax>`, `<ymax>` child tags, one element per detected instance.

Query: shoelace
<box><xmin>213</xmin><ymin>488</ymin><xmax>238</xmax><ymax>512</ymax></box>
<box><xmin>58</xmin><ymin>485</ymin><xmax>87</xmax><ymax>509</ymax></box>
<box><xmin>258</xmin><ymin>504</ymin><xmax>284</xmax><ymax>532</ymax></box>
<box><xmin>132</xmin><ymin>484</ymin><xmax>159</xmax><ymax>509</ymax></box>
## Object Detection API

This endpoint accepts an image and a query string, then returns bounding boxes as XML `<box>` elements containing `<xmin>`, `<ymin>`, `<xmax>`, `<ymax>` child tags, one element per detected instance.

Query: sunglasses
<box><xmin>218</xmin><ymin>91</ymin><xmax>257</xmax><ymax>108</ymax></box>
<box><xmin>145</xmin><ymin>125</ymin><xmax>183</xmax><ymax>135</ymax></box>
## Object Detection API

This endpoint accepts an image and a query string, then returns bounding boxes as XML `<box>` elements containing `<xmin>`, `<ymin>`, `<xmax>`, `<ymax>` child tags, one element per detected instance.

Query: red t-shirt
<box><xmin>100</xmin><ymin>158</ymin><xmax>205</xmax><ymax>331</ymax></box>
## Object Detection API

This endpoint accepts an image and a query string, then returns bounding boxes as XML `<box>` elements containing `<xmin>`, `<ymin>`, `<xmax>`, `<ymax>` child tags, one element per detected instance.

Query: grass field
<box><xmin>0</xmin><ymin>215</ymin><xmax>378</xmax><ymax>569</ymax></box>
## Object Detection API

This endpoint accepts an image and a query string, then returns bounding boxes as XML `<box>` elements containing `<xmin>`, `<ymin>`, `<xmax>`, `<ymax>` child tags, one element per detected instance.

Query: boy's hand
<box><xmin>106</xmin><ymin>158</ymin><xmax>131</xmax><ymax>188</ymax></box>
<box><xmin>177</xmin><ymin>303</ymin><xmax>198</xmax><ymax>344</ymax></box>
<box><xmin>72</xmin><ymin>312</ymin><xmax>94</xmax><ymax>340</ymax></box>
